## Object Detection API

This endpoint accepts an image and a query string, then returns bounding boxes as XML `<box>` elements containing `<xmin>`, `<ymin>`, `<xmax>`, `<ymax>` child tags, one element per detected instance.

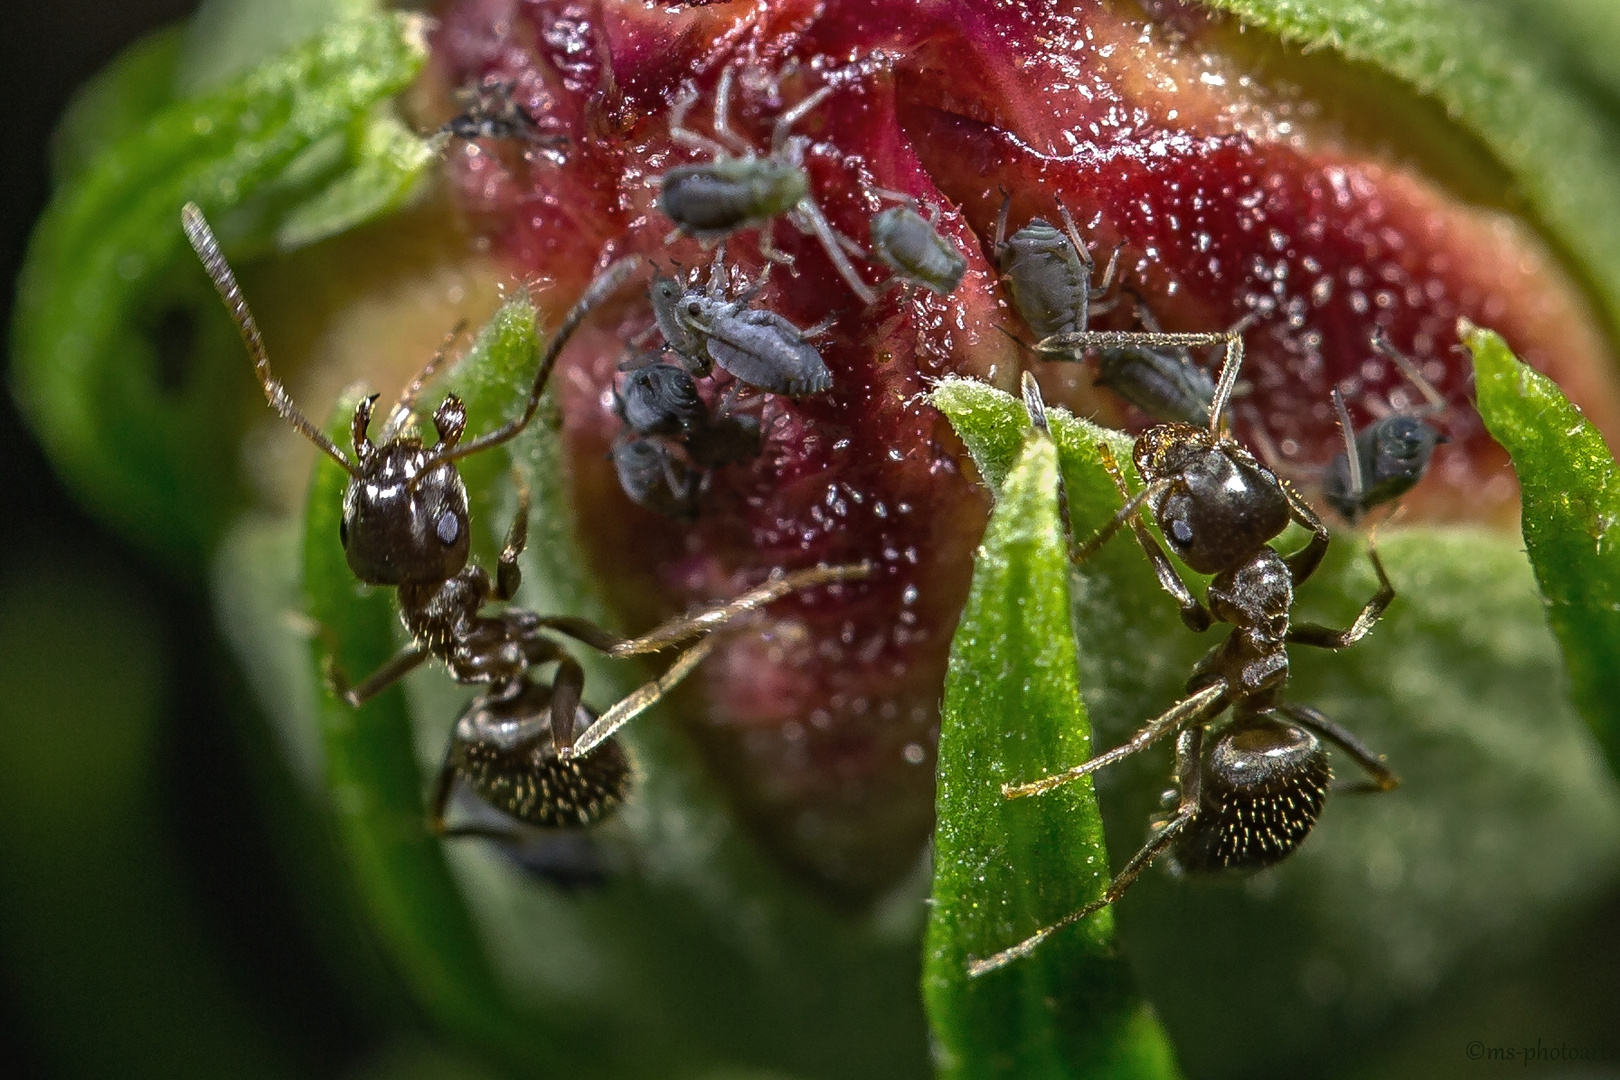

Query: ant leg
<box><xmin>494</xmin><ymin>480</ymin><xmax>533</xmax><ymax>602</ymax></box>
<box><xmin>1287</xmin><ymin>545</ymin><xmax>1394</xmax><ymax>648</ymax></box>
<box><xmin>1274</xmin><ymin>701</ymin><xmax>1399</xmax><ymax>792</ymax></box>
<box><xmin>328</xmin><ymin>645</ymin><xmax>431</xmax><ymax>707</ymax></box>
<box><xmin>427</xmin><ymin>740</ymin><xmax>461</xmax><ymax>835</ymax></box>
<box><xmin>1086</xmin><ymin>444</ymin><xmax>1211</xmax><ymax>630</ymax></box>
<box><xmin>1277</xmin><ymin>476</ymin><xmax>1332</xmax><ymax>585</ymax></box>
<box><xmin>1001</xmin><ymin>680</ymin><xmax>1225</xmax><ymax>798</ymax></box>
<box><xmin>537</xmin><ymin>562</ymin><xmax>872</xmax><ymax>656</ymax></box>
<box><xmin>549</xmin><ymin>657</ymin><xmax>585</xmax><ymax>753</ymax></box>
<box><xmin>970</xmin><ymin>725</ymin><xmax>1206</xmax><ymax>976</ymax></box>
<box><xmin>567</xmin><ymin>636</ymin><xmax>718</xmax><ymax>756</ymax></box>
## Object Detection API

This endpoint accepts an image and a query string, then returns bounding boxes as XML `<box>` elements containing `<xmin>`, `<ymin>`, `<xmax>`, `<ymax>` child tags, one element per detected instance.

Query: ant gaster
<box><xmin>182</xmin><ymin>202</ymin><xmax>869</xmax><ymax>836</ymax></box>
<box><xmin>967</xmin><ymin>335</ymin><xmax>1399</xmax><ymax>977</ymax></box>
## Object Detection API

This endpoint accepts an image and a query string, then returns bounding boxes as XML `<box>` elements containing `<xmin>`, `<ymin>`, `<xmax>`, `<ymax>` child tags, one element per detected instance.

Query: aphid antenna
<box><xmin>381</xmin><ymin>319</ymin><xmax>469</xmax><ymax>444</ymax></box>
<box><xmin>182</xmin><ymin>202</ymin><xmax>363</xmax><ymax>478</ymax></box>
<box><xmin>418</xmin><ymin>253</ymin><xmax>643</xmax><ymax>473</ymax></box>
<box><xmin>1331</xmin><ymin>388</ymin><xmax>1366</xmax><ymax>508</ymax></box>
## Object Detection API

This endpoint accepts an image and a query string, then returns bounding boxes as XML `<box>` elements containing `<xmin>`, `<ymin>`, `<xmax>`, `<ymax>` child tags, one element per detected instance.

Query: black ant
<box><xmin>967</xmin><ymin>334</ymin><xmax>1399</xmax><ymax>977</ymax></box>
<box><xmin>182</xmin><ymin>203</ymin><xmax>868</xmax><ymax>837</ymax></box>
<box><xmin>441</xmin><ymin>78</ymin><xmax>567</xmax><ymax>149</ymax></box>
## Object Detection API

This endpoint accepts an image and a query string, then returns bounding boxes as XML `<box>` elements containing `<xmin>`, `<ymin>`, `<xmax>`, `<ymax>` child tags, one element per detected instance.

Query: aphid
<box><xmin>1089</xmin><ymin>291</ymin><xmax>1223</xmax><ymax>426</ymax></box>
<box><xmin>441</xmin><ymin>78</ymin><xmax>566</xmax><ymax>147</ymax></box>
<box><xmin>867</xmin><ymin>196</ymin><xmax>967</xmax><ymax>296</ymax></box>
<box><xmin>658</xmin><ymin>63</ymin><xmax>879</xmax><ymax>304</ymax></box>
<box><xmin>615</xmin><ymin>358</ymin><xmax>707</xmax><ymax>437</ymax></box>
<box><xmin>968</xmin><ymin>339</ymin><xmax>1398</xmax><ymax>977</ymax></box>
<box><xmin>648</xmin><ymin>252</ymin><xmax>833</xmax><ymax>397</ymax></box>
<box><xmin>612</xmin><ymin>436</ymin><xmax>703</xmax><ymax>520</ymax></box>
<box><xmin>1323</xmin><ymin>328</ymin><xmax>1450</xmax><ymax>524</ymax></box>
<box><xmin>993</xmin><ymin>196</ymin><xmax>1120</xmax><ymax>342</ymax></box>
<box><xmin>183</xmin><ymin>202</ymin><xmax>869</xmax><ymax>837</ymax></box>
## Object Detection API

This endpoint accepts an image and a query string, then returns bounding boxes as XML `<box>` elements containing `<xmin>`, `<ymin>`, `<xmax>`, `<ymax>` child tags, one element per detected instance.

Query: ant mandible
<box><xmin>968</xmin><ymin>333</ymin><xmax>1399</xmax><ymax>977</ymax></box>
<box><xmin>182</xmin><ymin>203</ymin><xmax>868</xmax><ymax>837</ymax></box>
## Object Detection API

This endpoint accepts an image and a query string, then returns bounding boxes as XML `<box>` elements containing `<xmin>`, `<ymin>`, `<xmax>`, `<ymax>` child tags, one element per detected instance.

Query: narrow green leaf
<box><xmin>924</xmin><ymin>425</ymin><xmax>1178</xmax><ymax>1080</ymax></box>
<box><xmin>1465</xmin><ymin>322</ymin><xmax>1620</xmax><ymax>775</ymax></box>
<box><xmin>304</xmin><ymin>391</ymin><xmax>539</xmax><ymax>1067</ymax></box>
<box><xmin>11</xmin><ymin>13</ymin><xmax>429</xmax><ymax>571</ymax></box>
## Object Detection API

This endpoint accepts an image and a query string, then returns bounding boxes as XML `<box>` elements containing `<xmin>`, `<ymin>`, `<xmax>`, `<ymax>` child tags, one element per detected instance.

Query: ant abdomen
<box><xmin>1172</xmin><ymin>716</ymin><xmax>1331</xmax><ymax>874</ymax></box>
<box><xmin>446</xmin><ymin>681</ymin><xmax>632</xmax><ymax>830</ymax></box>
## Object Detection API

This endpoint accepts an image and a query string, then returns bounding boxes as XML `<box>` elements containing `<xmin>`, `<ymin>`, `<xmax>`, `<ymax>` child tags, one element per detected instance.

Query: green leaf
<box><xmin>11</xmin><ymin>13</ymin><xmax>430</xmax><ymax>572</ymax></box>
<box><xmin>924</xmin><ymin>424</ymin><xmax>1179</xmax><ymax>1079</ymax></box>
<box><xmin>1465</xmin><ymin>322</ymin><xmax>1620</xmax><ymax>776</ymax></box>
<box><xmin>933</xmin><ymin>378</ymin><xmax>1620</xmax><ymax>1076</ymax></box>
<box><xmin>1193</xmin><ymin>0</ymin><xmax>1620</xmax><ymax>337</ymax></box>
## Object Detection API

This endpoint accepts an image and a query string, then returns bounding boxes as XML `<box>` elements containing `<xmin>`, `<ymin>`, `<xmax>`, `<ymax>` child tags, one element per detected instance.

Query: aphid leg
<box><xmin>970</xmin><ymin>724</ymin><xmax>1207</xmax><ymax>977</ymax></box>
<box><xmin>1371</xmin><ymin>327</ymin><xmax>1448</xmax><ymax>417</ymax></box>
<box><xmin>1286</xmin><ymin>544</ymin><xmax>1394</xmax><ymax>649</ymax></box>
<box><xmin>1001</xmin><ymin>681</ymin><xmax>1224</xmax><ymax>799</ymax></box>
<box><xmin>668</xmin><ymin>82</ymin><xmax>731</xmax><ymax>157</ymax></box>
<box><xmin>793</xmin><ymin>195</ymin><xmax>879</xmax><ymax>304</ymax></box>
<box><xmin>770</xmin><ymin>83</ymin><xmax>834</xmax><ymax>152</ymax></box>
<box><xmin>1274</xmin><ymin>702</ymin><xmax>1400</xmax><ymax>793</ymax></box>
<box><xmin>182</xmin><ymin>203</ymin><xmax>360</xmax><ymax>475</ymax></box>
<box><xmin>381</xmin><ymin>319</ymin><xmax>468</xmax><ymax>443</ymax></box>
<box><xmin>710</xmin><ymin>65</ymin><xmax>758</xmax><ymax>156</ymax></box>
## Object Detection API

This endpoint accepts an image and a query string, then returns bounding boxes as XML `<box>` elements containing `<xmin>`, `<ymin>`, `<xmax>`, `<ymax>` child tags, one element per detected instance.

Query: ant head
<box><xmin>339</xmin><ymin>394</ymin><xmax>472</xmax><ymax>586</ymax></box>
<box><xmin>1172</xmin><ymin>715</ymin><xmax>1331</xmax><ymax>874</ymax></box>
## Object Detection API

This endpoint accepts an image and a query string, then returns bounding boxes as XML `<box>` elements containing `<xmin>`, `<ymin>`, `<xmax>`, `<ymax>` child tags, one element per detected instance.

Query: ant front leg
<box><xmin>1277</xmin><ymin>474</ymin><xmax>1332</xmax><ymax>585</ymax></box>
<box><xmin>1286</xmin><ymin>545</ymin><xmax>1394</xmax><ymax>649</ymax></box>
<box><xmin>970</xmin><ymin>723</ymin><xmax>1207</xmax><ymax>977</ymax></box>
<box><xmin>1087</xmin><ymin>443</ymin><xmax>1212</xmax><ymax>631</ymax></box>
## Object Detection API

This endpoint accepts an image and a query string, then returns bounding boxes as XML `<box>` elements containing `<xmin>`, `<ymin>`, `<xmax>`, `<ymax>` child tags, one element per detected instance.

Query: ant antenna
<box><xmin>1369</xmin><ymin>327</ymin><xmax>1446</xmax><ymax>416</ymax></box>
<box><xmin>381</xmin><ymin>319</ymin><xmax>469</xmax><ymax>444</ymax></box>
<box><xmin>420</xmin><ymin>254</ymin><xmax>643</xmax><ymax>472</ymax></box>
<box><xmin>182</xmin><ymin>203</ymin><xmax>361</xmax><ymax>477</ymax></box>
<box><xmin>1207</xmin><ymin>329</ymin><xmax>1246</xmax><ymax>437</ymax></box>
<box><xmin>1332</xmin><ymin>388</ymin><xmax>1365</xmax><ymax>504</ymax></box>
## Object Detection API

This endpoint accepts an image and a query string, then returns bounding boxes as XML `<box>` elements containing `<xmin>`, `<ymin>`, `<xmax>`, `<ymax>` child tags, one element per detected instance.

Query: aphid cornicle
<box><xmin>1323</xmin><ymin>328</ymin><xmax>1450</xmax><ymax>524</ymax></box>
<box><xmin>648</xmin><ymin>252</ymin><xmax>833</xmax><ymax>397</ymax></box>
<box><xmin>968</xmin><ymin>338</ymin><xmax>1399</xmax><ymax>977</ymax></box>
<box><xmin>182</xmin><ymin>202</ymin><xmax>869</xmax><ymax>837</ymax></box>
<box><xmin>657</xmin><ymin>62</ymin><xmax>879</xmax><ymax>304</ymax></box>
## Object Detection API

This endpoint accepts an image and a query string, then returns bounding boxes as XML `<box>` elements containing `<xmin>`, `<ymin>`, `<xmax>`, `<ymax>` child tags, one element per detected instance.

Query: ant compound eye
<box><xmin>1169</xmin><ymin>519</ymin><xmax>1195</xmax><ymax>547</ymax></box>
<box><xmin>436</xmin><ymin>511</ymin><xmax>461</xmax><ymax>546</ymax></box>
